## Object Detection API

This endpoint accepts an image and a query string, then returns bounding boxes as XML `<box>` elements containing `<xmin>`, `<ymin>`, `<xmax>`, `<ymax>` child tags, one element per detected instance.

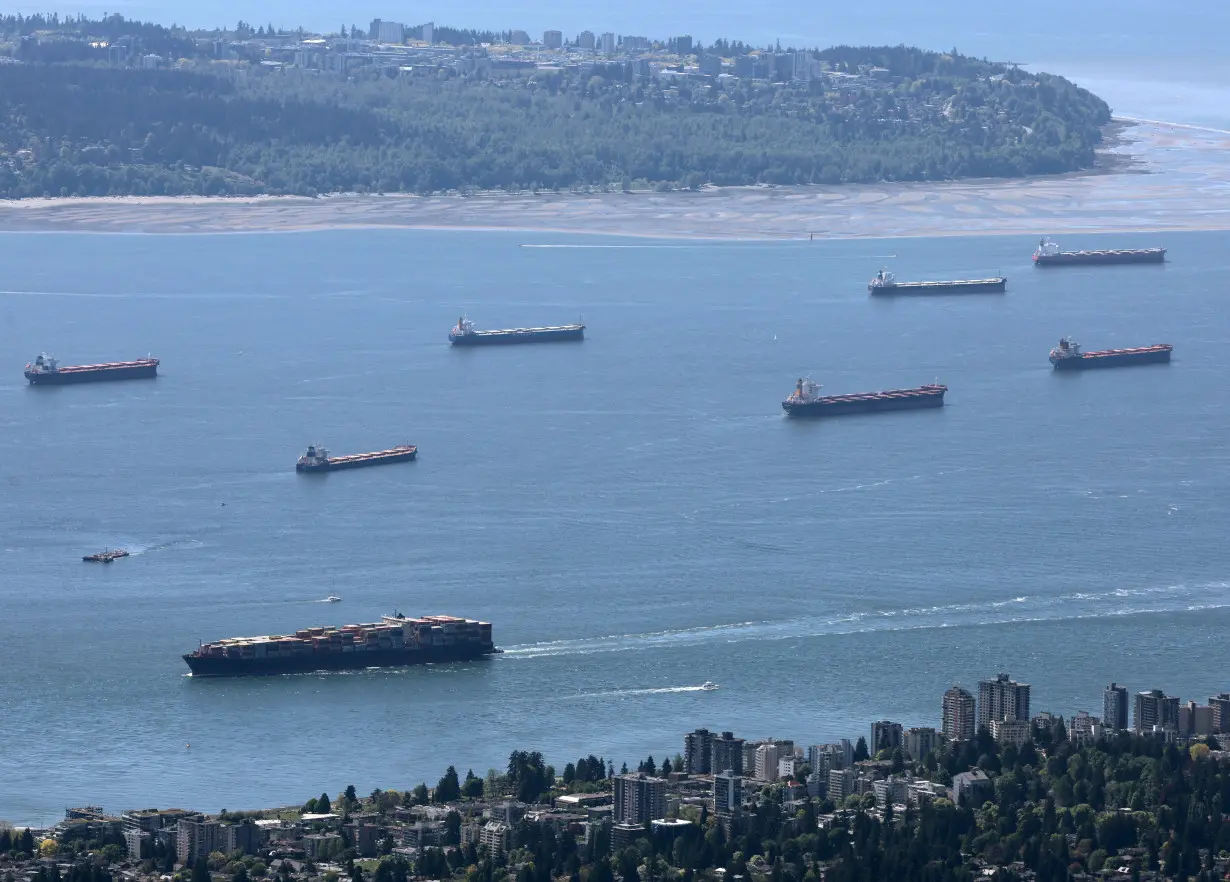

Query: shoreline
<box><xmin>1</xmin><ymin>120</ymin><xmax>1228</xmax><ymax>241</ymax></box>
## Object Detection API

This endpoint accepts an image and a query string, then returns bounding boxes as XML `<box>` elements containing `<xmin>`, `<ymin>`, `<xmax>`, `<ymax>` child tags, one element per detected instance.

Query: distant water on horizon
<box><xmin>2</xmin><ymin>228</ymin><xmax>1229</xmax><ymax>826</ymax></box>
<box><xmin>13</xmin><ymin>0</ymin><xmax>1228</xmax><ymax>129</ymax></box>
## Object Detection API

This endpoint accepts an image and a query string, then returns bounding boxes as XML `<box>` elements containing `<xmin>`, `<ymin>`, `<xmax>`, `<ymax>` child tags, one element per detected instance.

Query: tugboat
<box><xmin>1048</xmin><ymin>337</ymin><xmax>1173</xmax><ymax>370</ymax></box>
<box><xmin>83</xmin><ymin>549</ymin><xmax>130</xmax><ymax>563</ymax></box>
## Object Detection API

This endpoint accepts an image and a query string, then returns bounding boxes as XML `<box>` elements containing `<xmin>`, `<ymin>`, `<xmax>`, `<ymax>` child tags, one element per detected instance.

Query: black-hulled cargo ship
<box><xmin>24</xmin><ymin>353</ymin><xmax>159</xmax><ymax>385</ymax></box>
<box><xmin>296</xmin><ymin>444</ymin><xmax>417</xmax><ymax>472</ymax></box>
<box><xmin>449</xmin><ymin>315</ymin><xmax>584</xmax><ymax>346</ymax></box>
<box><xmin>868</xmin><ymin>269</ymin><xmax>1006</xmax><ymax>295</ymax></box>
<box><xmin>183</xmin><ymin>613</ymin><xmax>499</xmax><ymax>677</ymax></box>
<box><xmin>1049</xmin><ymin>337</ymin><xmax>1172</xmax><ymax>370</ymax></box>
<box><xmin>1032</xmin><ymin>238</ymin><xmax>1166</xmax><ymax>267</ymax></box>
<box><xmin>782</xmin><ymin>377</ymin><xmax>947</xmax><ymax>417</ymax></box>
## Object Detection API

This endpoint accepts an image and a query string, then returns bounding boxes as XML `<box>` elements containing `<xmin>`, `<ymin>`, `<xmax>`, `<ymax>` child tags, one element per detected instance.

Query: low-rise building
<box><xmin>952</xmin><ymin>769</ymin><xmax>993</xmax><ymax>808</ymax></box>
<box><xmin>991</xmin><ymin>716</ymin><xmax>1031</xmax><ymax>747</ymax></box>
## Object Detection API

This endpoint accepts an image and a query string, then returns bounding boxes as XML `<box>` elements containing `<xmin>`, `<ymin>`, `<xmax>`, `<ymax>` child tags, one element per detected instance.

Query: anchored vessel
<box><xmin>24</xmin><ymin>353</ymin><xmax>159</xmax><ymax>385</ymax></box>
<box><xmin>82</xmin><ymin>549</ymin><xmax>130</xmax><ymax>563</ymax></box>
<box><xmin>183</xmin><ymin>613</ymin><xmax>499</xmax><ymax>677</ymax></box>
<box><xmin>449</xmin><ymin>314</ymin><xmax>584</xmax><ymax>346</ymax></box>
<box><xmin>782</xmin><ymin>378</ymin><xmax>947</xmax><ymax>417</ymax></box>
<box><xmin>296</xmin><ymin>444</ymin><xmax>417</xmax><ymax>472</ymax></box>
<box><xmin>1049</xmin><ymin>337</ymin><xmax>1172</xmax><ymax>370</ymax></box>
<box><xmin>1032</xmin><ymin>238</ymin><xmax>1166</xmax><ymax>267</ymax></box>
<box><xmin>868</xmin><ymin>269</ymin><xmax>1006</xmax><ymax>294</ymax></box>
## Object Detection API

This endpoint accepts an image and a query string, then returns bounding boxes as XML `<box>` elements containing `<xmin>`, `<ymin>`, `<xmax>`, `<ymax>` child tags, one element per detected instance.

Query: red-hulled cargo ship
<box><xmin>1049</xmin><ymin>337</ymin><xmax>1172</xmax><ymax>370</ymax></box>
<box><xmin>296</xmin><ymin>444</ymin><xmax>417</xmax><ymax>472</ymax></box>
<box><xmin>24</xmin><ymin>353</ymin><xmax>159</xmax><ymax>385</ymax></box>
<box><xmin>183</xmin><ymin>613</ymin><xmax>500</xmax><ymax>677</ymax></box>
<box><xmin>782</xmin><ymin>377</ymin><xmax>947</xmax><ymax>417</ymax></box>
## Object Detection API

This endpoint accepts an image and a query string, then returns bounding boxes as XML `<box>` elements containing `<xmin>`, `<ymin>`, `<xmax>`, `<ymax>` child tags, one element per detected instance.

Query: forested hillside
<box><xmin>0</xmin><ymin>37</ymin><xmax>1113</xmax><ymax>198</ymax></box>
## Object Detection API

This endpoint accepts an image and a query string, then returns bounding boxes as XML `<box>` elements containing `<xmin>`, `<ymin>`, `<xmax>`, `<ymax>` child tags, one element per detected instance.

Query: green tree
<box><xmin>192</xmin><ymin>858</ymin><xmax>210</xmax><ymax>882</ymax></box>
<box><xmin>853</xmin><ymin>737</ymin><xmax>869</xmax><ymax>763</ymax></box>
<box><xmin>318</xmin><ymin>793</ymin><xmax>331</xmax><ymax>813</ymax></box>
<box><xmin>435</xmin><ymin>765</ymin><xmax>461</xmax><ymax>802</ymax></box>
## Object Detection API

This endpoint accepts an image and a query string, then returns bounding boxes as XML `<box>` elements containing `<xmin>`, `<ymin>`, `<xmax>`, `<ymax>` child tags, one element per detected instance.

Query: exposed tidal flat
<box><xmin>0</xmin><ymin>121</ymin><xmax>1228</xmax><ymax>240</ymax></box>
<box><xmin>2</xmin><ymin>214</ymin><xmax>1230</xmax><ymax>827</ymax></box>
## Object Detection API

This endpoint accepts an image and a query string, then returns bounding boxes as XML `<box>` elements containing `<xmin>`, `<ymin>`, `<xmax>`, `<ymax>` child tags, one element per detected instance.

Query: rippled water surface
<box><xmin>1</xmin><ymin>229</ymin><xmax>1228</xmax><ymax>824</ymax></box>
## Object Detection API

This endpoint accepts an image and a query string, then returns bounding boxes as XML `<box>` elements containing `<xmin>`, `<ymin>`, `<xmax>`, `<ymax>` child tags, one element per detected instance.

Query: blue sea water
<box><xmin>1</xmin><ymin>229</ymin><xmax>1229</xmax><ymax>825</ymax></box>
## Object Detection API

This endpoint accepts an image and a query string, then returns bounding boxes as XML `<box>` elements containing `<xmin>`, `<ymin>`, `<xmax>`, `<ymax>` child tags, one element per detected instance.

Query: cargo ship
<box><xmin>24</xmin><ymin>353</ymin><xmax>159</xmax><ymax>385</ymax></box>
<box><xmin>449</xmin><ymin>315</ymin><xmax>584</xmax><ymax>346</ymax></box>
<box><xmin>1032</xmin><ymin>238</ymin><xmax>1165</xmax><ymax>267</ymax></box>
<box><xmin>82</xmin><ymin>549</ymin><xmax>130</xmax><ymax>563</ymax></box>
<box><xmin>868</xmin><ymin>269</ymin><xmax>1006</xmax><ymax>294</ymax></box>
<box><xmin>782</xmin><ymin>377</ymin><xmax>947</xmax><ymax>417</ymax></box>
<box><xmin>1049</xmin><ymin>337</ymin><xmax>1172</xmax><ymax>370</ymax></box>
<box><xmin>183</xmin><ymin>613</ymin><xmax>499</xmax><ymax>677</ymax></box>
<box><xmin>296</xmin><ymin>444</ymin><xmax>417</xmax><ymax>473</ymax></box>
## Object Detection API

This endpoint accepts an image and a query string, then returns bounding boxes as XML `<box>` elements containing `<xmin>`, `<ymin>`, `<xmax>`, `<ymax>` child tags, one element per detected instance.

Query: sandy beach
<box><xmin>0</xmin><ymin>120</ymin><xmax>1227</xmax><ymax>239</ymax></box>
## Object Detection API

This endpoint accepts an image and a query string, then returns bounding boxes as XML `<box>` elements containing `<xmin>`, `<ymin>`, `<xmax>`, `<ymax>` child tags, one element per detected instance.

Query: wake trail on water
<box><xmin>501</xmin><ymin>580</ymin><xmax>1230</xmax><ymax>659</ymax></box>
<box><xmin>562</xmin><ymin>685</ymin><xmax>715</xmax><ymax>700</ymax></box>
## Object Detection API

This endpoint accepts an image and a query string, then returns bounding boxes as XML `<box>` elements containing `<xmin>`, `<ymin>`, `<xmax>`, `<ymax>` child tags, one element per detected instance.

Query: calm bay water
<box><xmin>1</xmin><ymin>229</ymin><xmax>1229</xmax><ymax>825</ymax></box>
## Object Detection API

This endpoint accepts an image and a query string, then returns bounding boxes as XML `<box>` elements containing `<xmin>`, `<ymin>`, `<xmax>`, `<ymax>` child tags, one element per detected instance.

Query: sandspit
<box><xmin>0</xmin><ymin>120</ymin><xmax>1227</xmax><ymax>240</ymax></box>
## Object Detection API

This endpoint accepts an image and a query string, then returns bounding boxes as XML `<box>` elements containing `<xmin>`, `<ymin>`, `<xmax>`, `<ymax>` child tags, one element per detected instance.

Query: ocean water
<box><xmin>11</xmin><ymin>0</ymin><xmax>1227</xmax><ymax>128</ymax></box>
<box><xmin>1</xmin><ymin>229</ymin><xmax>1229</xmax><ymax>825</ymax></box>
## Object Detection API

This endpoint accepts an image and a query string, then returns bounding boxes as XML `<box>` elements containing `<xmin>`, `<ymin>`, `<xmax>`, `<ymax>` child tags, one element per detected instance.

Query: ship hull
<box><xmin>783</xmin><ymin>389</ymin><xmax>946</xmax><ymax>417</ymax></box>
<box><xmin>450</xmin><ymin>327</ymin><xmax>585</xmax><ymax>346</ymax></box>
<box><xmin>870</xmin><ymin>279</ymin><xmax>1006</xmax><ymax>295</ymax></box>
<box><xmin>1051</xmin><ymin>350</ymin><xmax>1172</xmax><ymax>370</ymax></box>
<box><xmin>296</xmin><ymin>450</ymin><xmax>417</xmax><ymax>472</ymax></box>
<box><xmin>25</xmin><ymin>364</ymin><xmax>158</xmax><ymax>384</ymax></box>
<box><xmin>184</xmin><ymin>644</ymin><xmax>499</xmax><ymax>677</ymax></box>
<box><xmin>1034</xmin><ymin>250</ymin><xmax>1165</xmax><ymax>267</ymax></box>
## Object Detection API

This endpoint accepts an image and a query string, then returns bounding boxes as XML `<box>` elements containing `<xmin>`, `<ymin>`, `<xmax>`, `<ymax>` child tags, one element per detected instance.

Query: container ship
<box><xmin>296</xmin><ymin>444</ymin><xmax>417</xmax><ymax>473</ymax></box>
<box><xmin>1049</xmin><ymin>337</ymin><xmax>1172</xmax><ymax>370</ymax></box>
<box><xmin>24</xmin><ymin>353</ymin><xmax>159</xmax><ymax>385</ymax></box>
<box><xmin>1032</xmin><ymin>238</ymin><xmax>1165</xmax><ymax>267</ymax></box>
<box><xmin>449</xmin><ymin>315</ymin><xmax>584</xmax><ymax>346</ymax></box>
<box><xmin>782</xmin><ymin>377</ymin><xmax>947</xmax><ymax>417</ymax></box>
<box><xmin>183</xmin><ymin>613</ymin><xmax>499</xmax><ymax>677</ymax></box>
<box><xmin>868</xmin><ymin>269</ymin><xmax>1006</xmax><ymax>294</ymax></box>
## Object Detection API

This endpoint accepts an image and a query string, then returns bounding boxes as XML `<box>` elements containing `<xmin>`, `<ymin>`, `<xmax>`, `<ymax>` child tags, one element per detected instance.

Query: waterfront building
<box><xmin>870</xmin><ymin>720</ymin><xmax>904</xmax><ymax>755</ymax></box>
<box><xmin>613</xmin><ymin>774</ymin><xmax>666</xmax><ymax>824</ymax></box>
<box><xmin>942</xmin><ymin>686</ymin><xmax>976</xmax><ymax>741</ymax></box>
<box><xmin>904</xmin><ymin>727</ymin><xmax>942</xmax><ymax>761</ymax></box>
<box><xmin>713</xmin><ymin>770</ymin><xmax>742</xmax><ymax>820</ymax></box>
<box><xmin>478</xmin><ymin>821</ymin><xmax>511</xmax><ymax>857</ymax></box>
<box><xmin>710</xmin><ymin>731</ymin><xmax>745</xmax><ymax>776</ymax></box>
<box><xmin>176</xmin><ymin>817</ymin><xmax>219</xmax><ymax>864</ymax></box>
<box><xmin>1069</xmin><ymin>711</ymin><xmax>1102</xmax><ymax>745</ymax></box>
<box><xmin>990</xmin><ymin>716</ymin><xmax>1031</xmax><ymax>747</ymax></box>
<box><xmin>778</xmin><ymin>756</ymin><xmax>797</xmax><ymax>780</ymax></box>
<box><xmin>1103</xmin><ymin>683</ymin><xmax>1130</xmax><ymax>731</ymax></box>
<box><xmin>542</xmin><ymin>30</ymin><xmax>562</xmax><ymax>49</ymax></box>
<box><xmin>978</xmin><ymin>674</ymin><xmax>1031</xmax><ymax>730</ymax></box>
<box><xmin>1134</xmin><ymin>689</ymin><xmax>1180</xmax><ymax>733</ymax></box>
<box><xmin>1210</xmin><ymin>694</ymin><xmax>1230</xmax><ymax>733</ymax></box>
<box><xmin>754</xmin><ymin>742</ymin><xmax>780</xmax><ymax>782</ymax></box>
<box><xmin>808</xmin><ymin>739</ymin><xmax>853</xmax><ymax>773</ymax></box>
<box><xmin>219</xmin><ymin>819</ymin><xmax>259</xmax><ymax>855</ymax></box>
<box><xmin>683</xmin><ymin>728</ymin><xmax>712</xmax><ymax>775</ymax></box>
<box><xmin>827</xmin><ymin>768</ymin><xmax>856</xmax><ymax>803</ymax></box>
<box><xmin>1180</xmin><ymin>701</ymin><xmax>1214</xmax><ymax>737</ymax></box>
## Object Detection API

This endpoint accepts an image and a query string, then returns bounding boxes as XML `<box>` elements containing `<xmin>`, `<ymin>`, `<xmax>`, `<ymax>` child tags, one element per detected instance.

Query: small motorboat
<box><xmin>325</xmin><ymin>595</ymin><xmax>342</xmax><ymax>603</ymax></box>
<box><xmin>700</xmin><ymin>681</ymin><xmax>719</xmax><ymax>691</ymax></box>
